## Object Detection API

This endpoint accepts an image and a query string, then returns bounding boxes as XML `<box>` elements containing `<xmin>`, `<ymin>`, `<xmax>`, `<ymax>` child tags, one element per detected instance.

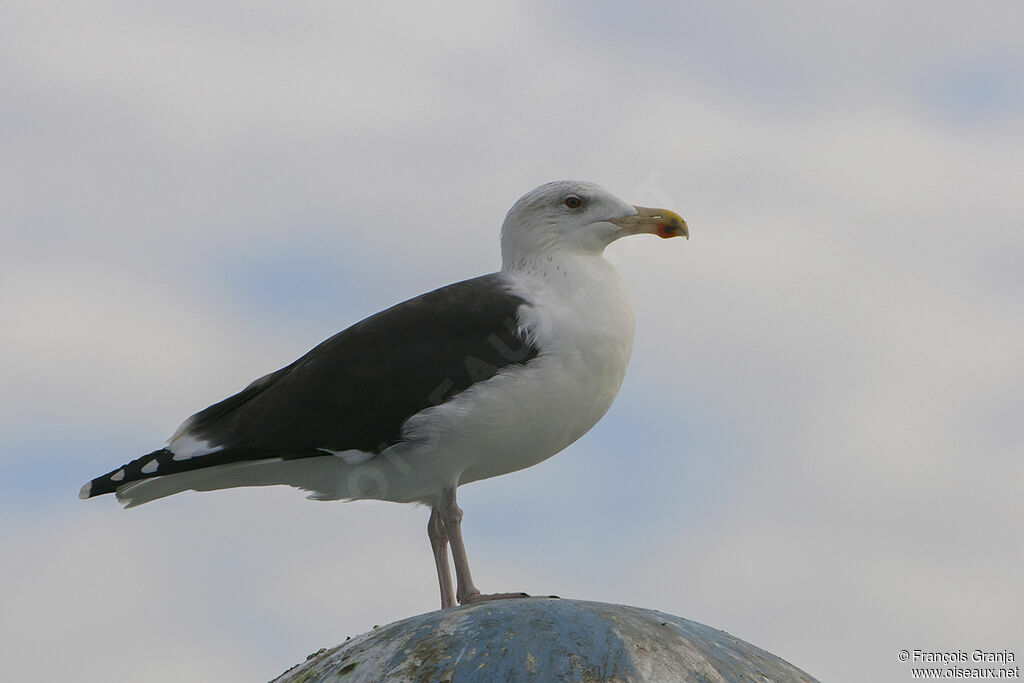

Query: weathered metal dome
<box><xmin>273</xmin><ymin>598</ymin><xmax>818</xmax><ymax>682</ymax></box>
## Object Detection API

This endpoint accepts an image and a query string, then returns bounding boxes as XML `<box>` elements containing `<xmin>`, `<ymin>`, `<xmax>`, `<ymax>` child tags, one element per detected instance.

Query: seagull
<box><xmin>79</xmin><ymin>180</ymin><xmax>688</xmax><ymax>609</ymax></box>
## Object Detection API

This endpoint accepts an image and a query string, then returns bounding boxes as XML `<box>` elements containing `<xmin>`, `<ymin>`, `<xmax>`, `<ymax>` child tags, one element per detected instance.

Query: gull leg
<box><xmin>428</xmin><ymin>507</ymin><xmax>455</xmax><ymax>609</ymax></box>
<box><xmin>439</xmin><ymin>486</ymin><xmax>531</xmax><ymax>606</ymax></box>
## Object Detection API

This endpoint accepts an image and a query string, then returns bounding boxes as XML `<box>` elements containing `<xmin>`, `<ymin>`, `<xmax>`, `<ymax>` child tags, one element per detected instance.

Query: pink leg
<box><xmin>439</xmin><ymin>487</ymin><xmax>531</xmax><ymax>606</ymax></box>
<box><xmin>427</xmin><ymin>507</ymin><xmax>455</xmax><ymax>609</ymax></box>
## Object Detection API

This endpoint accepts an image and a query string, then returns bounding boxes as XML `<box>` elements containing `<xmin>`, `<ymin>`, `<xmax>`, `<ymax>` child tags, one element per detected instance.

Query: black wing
<box><xmin>81</xmin><ymin>274</ymin><xmax>539</xmax><ymax>498</ymax></box>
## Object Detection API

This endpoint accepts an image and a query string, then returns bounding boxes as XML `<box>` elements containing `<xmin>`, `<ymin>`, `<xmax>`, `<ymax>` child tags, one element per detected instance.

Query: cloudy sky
<box><xmin>2</xmin><ymin>2</ymin><xmax>1022</xmax><ymax>681</ymax></box>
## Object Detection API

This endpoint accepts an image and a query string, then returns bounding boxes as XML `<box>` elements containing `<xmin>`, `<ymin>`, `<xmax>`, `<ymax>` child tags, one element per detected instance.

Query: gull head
<box><xmin>500</xmin><ymin>180</ymin><xmax>687</xmax><ymax>265</ymax></box>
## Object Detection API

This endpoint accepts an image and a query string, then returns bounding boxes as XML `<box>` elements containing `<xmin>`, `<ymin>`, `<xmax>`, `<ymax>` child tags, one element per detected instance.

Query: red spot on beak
<box><xmin>657</xmin><ymin>223</ymin><xmax>680</xmax><ymax>239</ymax></box>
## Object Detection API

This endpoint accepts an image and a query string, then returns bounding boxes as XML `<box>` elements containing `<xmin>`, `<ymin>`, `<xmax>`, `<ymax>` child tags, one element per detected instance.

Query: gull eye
<box><xmin>564</xmin><ymin>195</ymin><xmax>583</xmax><ymax>209</ymax></box>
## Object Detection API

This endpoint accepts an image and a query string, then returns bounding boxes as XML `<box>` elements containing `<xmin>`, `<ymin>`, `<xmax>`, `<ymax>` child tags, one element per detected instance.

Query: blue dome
<box><xmin>274</xmin><ymin>599</ymin><xmax>818</xmax><ymax>682</ymax></box>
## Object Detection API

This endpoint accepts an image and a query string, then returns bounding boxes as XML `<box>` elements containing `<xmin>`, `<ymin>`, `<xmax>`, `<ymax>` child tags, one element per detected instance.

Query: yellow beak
<box><xmin>610</xmin><ymin>206</ymin><xmax>689</xmax><ymax>240</ymax></box>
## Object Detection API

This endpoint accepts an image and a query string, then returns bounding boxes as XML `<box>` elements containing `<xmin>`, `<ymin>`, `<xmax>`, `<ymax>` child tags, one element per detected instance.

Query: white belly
<box><xmin>371</xmin><ymin>255</ymin><xmax>636</xmax><ymax>503</ymax></box>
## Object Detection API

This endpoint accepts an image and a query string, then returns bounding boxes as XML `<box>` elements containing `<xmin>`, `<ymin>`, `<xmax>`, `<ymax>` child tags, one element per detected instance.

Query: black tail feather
<box><xmin>78</xmin><ymin>446</ymin><xmax>327</xmax><ymax>500</ymax></box>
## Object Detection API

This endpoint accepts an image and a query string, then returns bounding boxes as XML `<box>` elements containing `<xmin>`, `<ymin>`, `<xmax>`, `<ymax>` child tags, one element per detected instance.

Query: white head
<box><xmin>500</xmin><ymin>180</ymin><xmax>687</xmax><ymax>268</ymax></box>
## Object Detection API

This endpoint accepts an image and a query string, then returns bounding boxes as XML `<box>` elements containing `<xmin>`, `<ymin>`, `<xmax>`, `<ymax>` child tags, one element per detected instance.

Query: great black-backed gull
<box><xmin>80</xmin><ymin>180</ymin><xmax>688</xmax><ymax>608</ymax></box>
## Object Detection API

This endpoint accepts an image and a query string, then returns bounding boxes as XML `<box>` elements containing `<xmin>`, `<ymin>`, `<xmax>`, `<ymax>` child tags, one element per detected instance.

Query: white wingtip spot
<box><xmin>168</xmin><ymin>434</ymin><xmax>219</xmax><ymax>461</ymax></box>
<box><xmin>141</xmin><ymin>459</ymin><xmax>159</xmax><ymax>474</ymax></box>
<box><xmin>110</xmin><ymin>469</ymin><xmax>126</xmax><ymax>482</ymax></box>
<box><xmin>78</xmin><ymin>481</ymin><xmax>92</xmax><ymax>499</ymax></box>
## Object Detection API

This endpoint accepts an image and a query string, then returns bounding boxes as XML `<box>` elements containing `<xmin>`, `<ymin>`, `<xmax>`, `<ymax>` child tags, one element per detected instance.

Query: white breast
<box><xmin>375</xmin><ymin>253</ymin><xmax>636</xmax><ymax>501</ymax></box>
<box><xmin>505</xmin><ymin>253</ymin><xmax>636</xmax><ymax>448</ymax></box>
